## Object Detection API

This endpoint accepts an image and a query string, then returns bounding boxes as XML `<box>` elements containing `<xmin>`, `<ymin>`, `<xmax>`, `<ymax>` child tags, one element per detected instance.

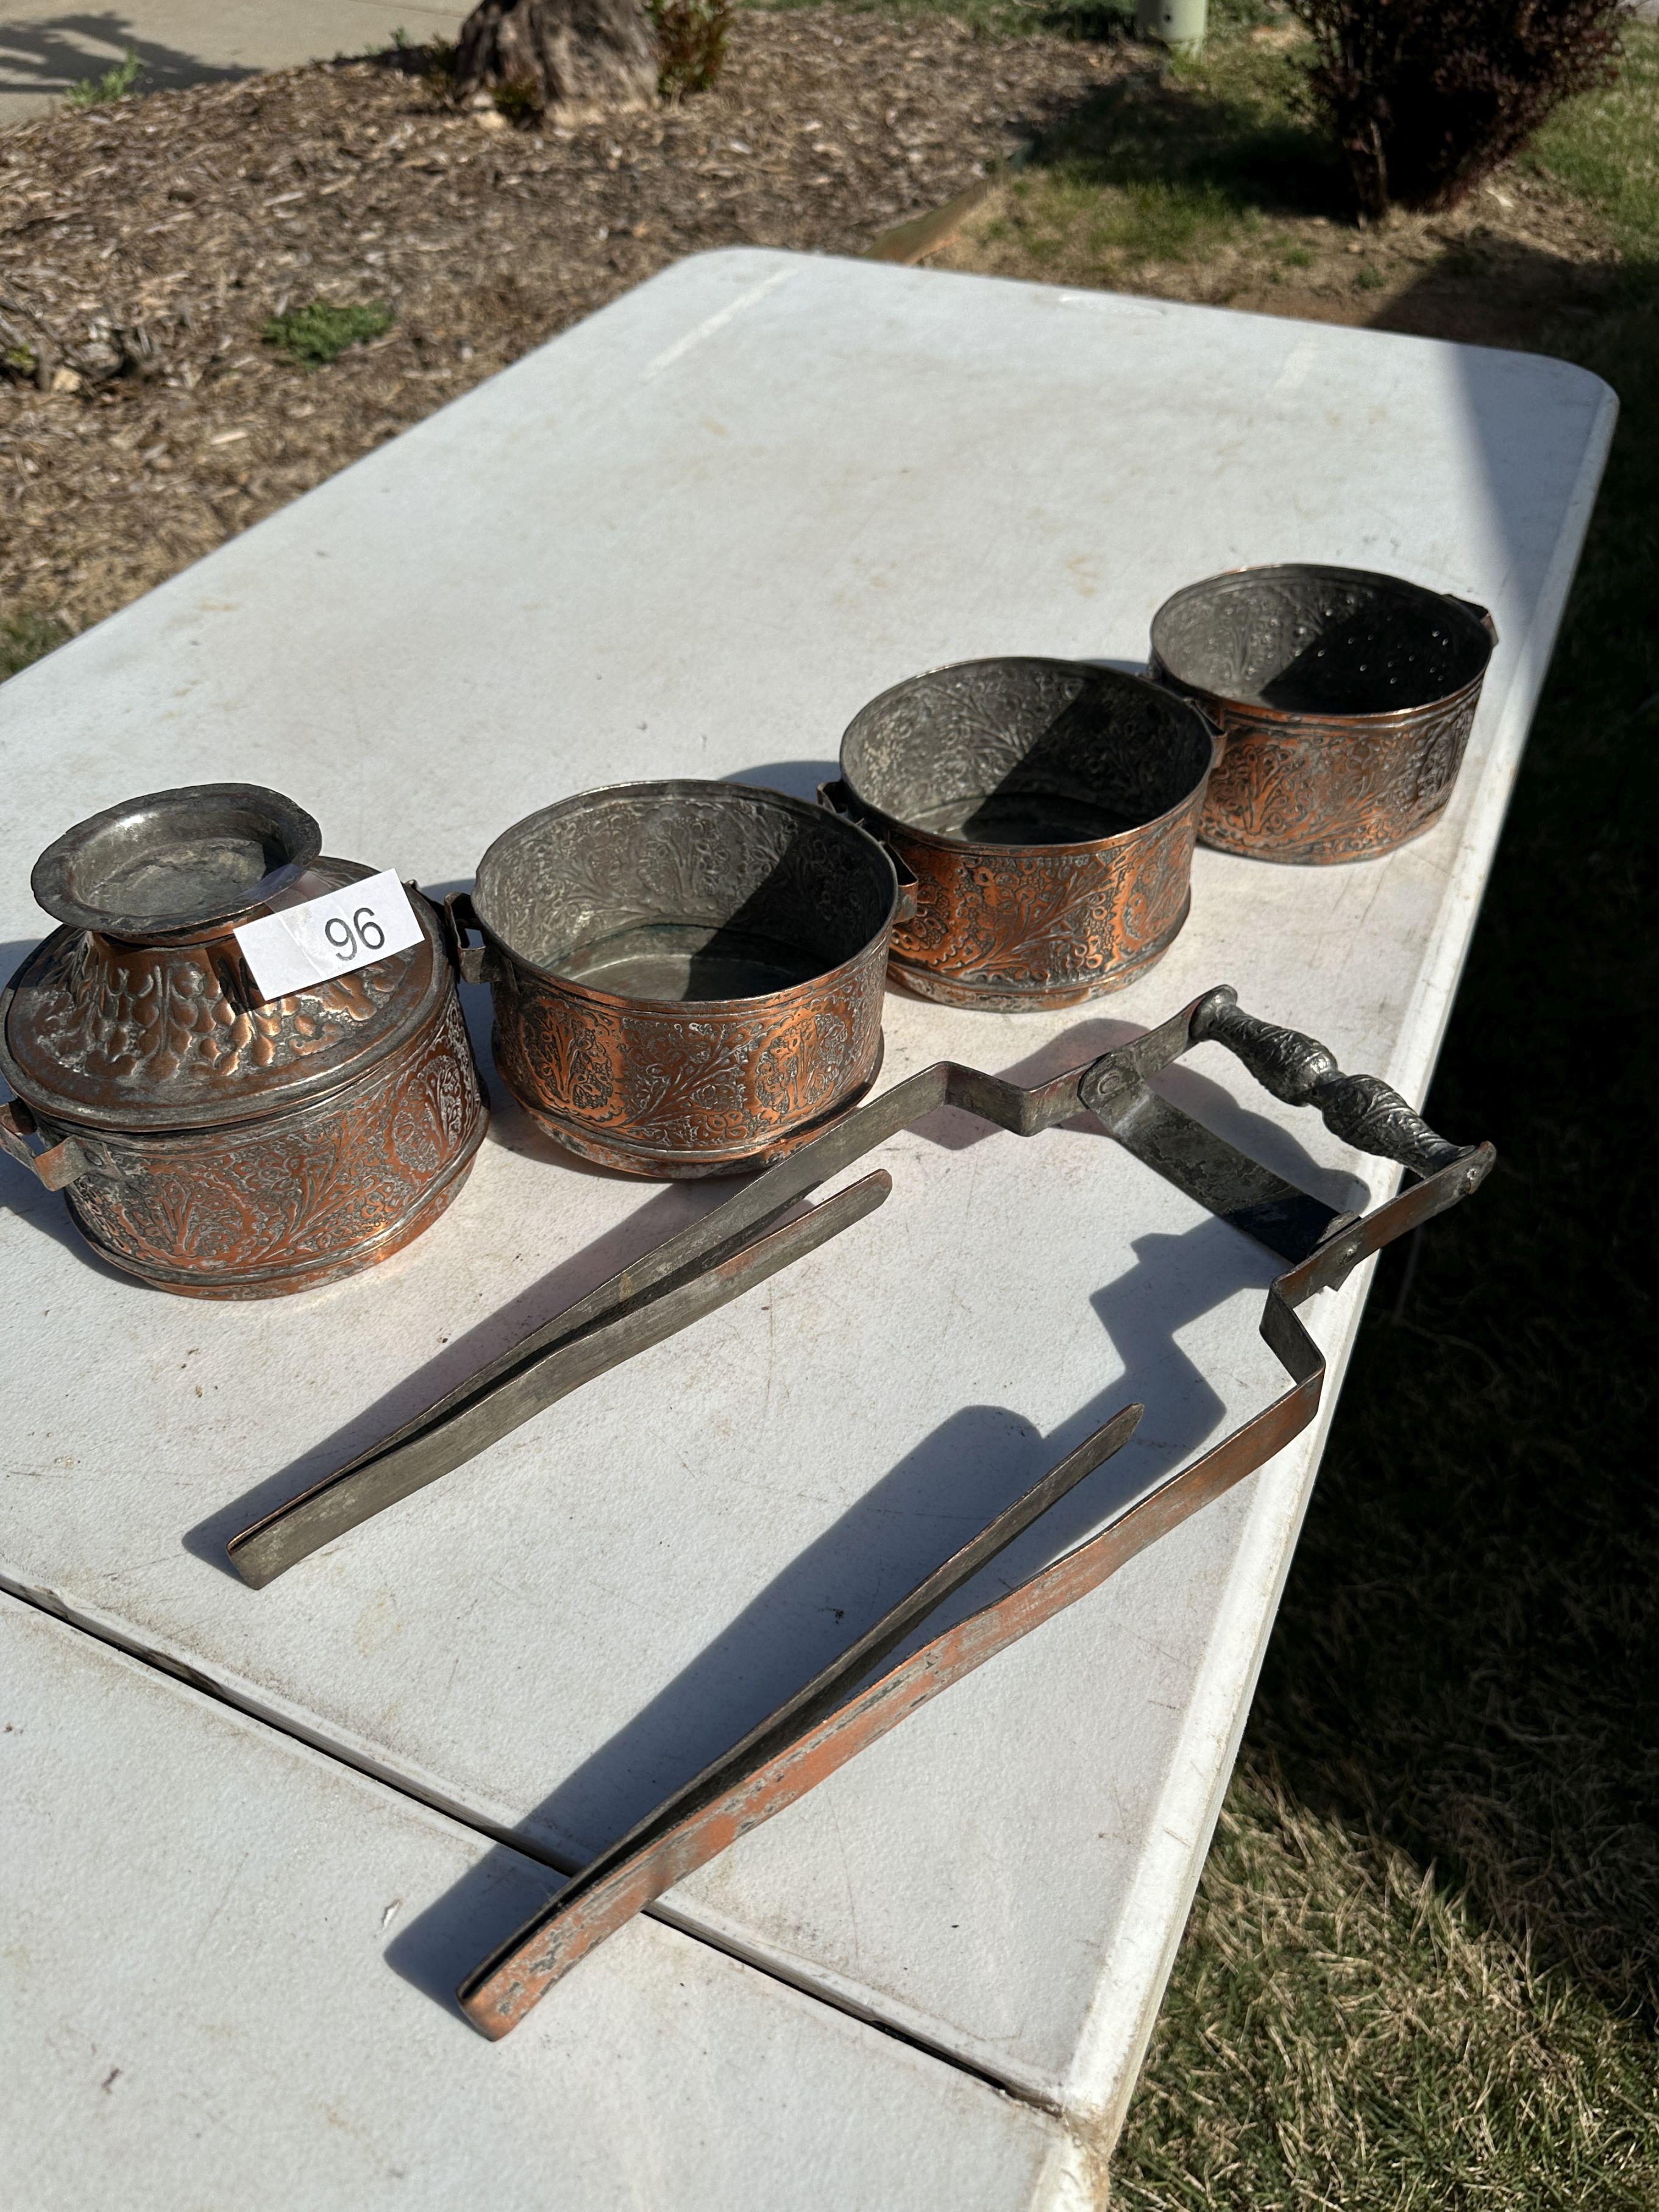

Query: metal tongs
<box><xmin>224</xmin><ymin>986</ymin><xmax>1491</xmax><ymax>2035</ymax></box>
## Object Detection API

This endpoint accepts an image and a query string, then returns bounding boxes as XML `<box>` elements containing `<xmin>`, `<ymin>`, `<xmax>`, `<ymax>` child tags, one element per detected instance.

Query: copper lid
<box><xmin>1</xmin><ymin>784</ymin><xmax>443</xmax><ymax>1133</ymax></box>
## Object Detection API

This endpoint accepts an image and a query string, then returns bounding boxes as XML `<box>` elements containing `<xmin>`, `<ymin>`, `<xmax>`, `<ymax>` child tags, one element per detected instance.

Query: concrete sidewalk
<box><xmin>1</xmin><ymin>2</ymin><xmax>465</xmax><ymax>126</ymax></box>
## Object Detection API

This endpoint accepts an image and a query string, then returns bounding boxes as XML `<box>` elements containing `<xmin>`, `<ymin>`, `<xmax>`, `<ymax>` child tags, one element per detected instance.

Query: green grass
<box><xmin>261</xmin><ymin>299</ymin><xmax>395</xmax><ymax>369</ymax></box>
<box><xmin>1112</xmin><ymin>25</ymin><xmax>1659</xmax><ymax>2208</ymax></box>
<box><xmin>1532</xmin><ymin>26</ymin><xmax>1659</xmax><ymax>265</ymax></box>
<box><xmin>996</xmin><ymin>35</ymin><xmax>1333</xmax><ymax>266</ymax></box>
<box><xmin>0</xmin><ymin>611</ymin><xmax>70</xmax><ymax>678</ymax></box>
<box><xmin>65</xmin><ymin>49</ymin><xmax>141</xmax><ymax>110</ymax></box>
<box><xmin>1119</xmin><ymin>1775</ymin><xmax>1659</xmax><ymax>2207</ymax></box>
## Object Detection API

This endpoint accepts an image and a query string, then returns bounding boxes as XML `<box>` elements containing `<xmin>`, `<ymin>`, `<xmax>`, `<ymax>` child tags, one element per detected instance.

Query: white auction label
<box><xmin>234</xmin><ymin>870</ymin><xmax>424</xmax><ymax>1003</ymax></box>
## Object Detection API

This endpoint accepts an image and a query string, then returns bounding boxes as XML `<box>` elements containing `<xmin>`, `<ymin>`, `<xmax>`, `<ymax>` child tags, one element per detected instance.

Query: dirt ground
<box><xmin>939</xmin><ymin>154</ymin><xmax>1619</xmax><ymax>351</ymax></box>
<box><xmin>0</xmin><ymin>15</ymin><xmax>1124</xmax><ymax>638</ymax></box>
<box><xmin>1</xmin><ymin>14</ymin><xmax>1626</xmax><ymax>647</ymax></box>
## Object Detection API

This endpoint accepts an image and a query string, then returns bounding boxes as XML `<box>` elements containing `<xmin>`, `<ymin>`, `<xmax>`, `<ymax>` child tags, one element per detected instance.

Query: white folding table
<box><xmin>0</xmin><ymin>250</ymin><xmax>1615</xmax><ymax>2196</ymax></box>
<box><xmin>0</xmin><ymin>1589</ymin><xmax>1068</xmax><ymax>2208</ymax></box>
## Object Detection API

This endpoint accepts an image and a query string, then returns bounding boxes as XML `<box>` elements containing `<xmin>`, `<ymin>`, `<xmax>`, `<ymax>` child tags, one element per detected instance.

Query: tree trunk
<box><xmin>453</xmin><ymin>0</ymin><xmax>659</xmax><ymax>115</ymax></box>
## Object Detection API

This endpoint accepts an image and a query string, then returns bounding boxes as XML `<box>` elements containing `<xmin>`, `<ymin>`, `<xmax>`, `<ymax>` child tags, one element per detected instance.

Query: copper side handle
<box><xmin>0</xmin><ymin>1098</ymin><xmax>88</xmax><ymax>1192</ymax></box>
<box><xmin>441</xmin><ymin>889</ymin><xmax>497</xmax><ymax>986</ymax></box>
<box><xmin>817</xmin><ymin>778</ymin><xmax>918</xmax><ymax>923</ymax></box>
<box><xmin>1446</xmin><ymin>593</ymin><xmax>1499</xmax><ymax>647</ymax></box>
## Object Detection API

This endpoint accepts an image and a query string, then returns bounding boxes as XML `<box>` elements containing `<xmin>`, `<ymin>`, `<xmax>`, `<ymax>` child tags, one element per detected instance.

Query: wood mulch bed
<box><xmin>1</xmin><ymin>13</ymin><xmax>1127</xmax><ymax>642</ymax></box>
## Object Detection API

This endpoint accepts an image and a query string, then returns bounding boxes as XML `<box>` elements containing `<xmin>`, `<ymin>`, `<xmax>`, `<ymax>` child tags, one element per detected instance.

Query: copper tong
<box><xmin>223</xmin><ymin>987</ymin><xmax>1490</xmax><ymax>2037</ymax></box>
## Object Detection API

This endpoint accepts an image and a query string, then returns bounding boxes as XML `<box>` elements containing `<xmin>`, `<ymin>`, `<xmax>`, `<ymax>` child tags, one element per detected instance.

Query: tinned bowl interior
<box><xmin>473</xmin><ymin>780</ymin><xmax>897</xmax><ymax>1005</ymax></box>
<box><xmin>839</xmin><ymin>658</ymin><xmax>1214</xmax><ymax>845</ymax></box>
<box><xmin>1149</xmin><ymin>565</ymin><xmax>1493</xmax><ymax>719</ymax></box>
<box><xmin>31</xmin><ymin>783</ymin><xmax>323</xmax><ymax>941</ymax></box>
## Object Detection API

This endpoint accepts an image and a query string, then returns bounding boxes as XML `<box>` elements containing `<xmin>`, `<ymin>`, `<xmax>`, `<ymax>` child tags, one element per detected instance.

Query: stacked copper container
<box><xmin>1</xmin><ymin>566</ymin><xmax>1495</xmax><ymax>1279</ymax></box>
<box><xmin>0</xmin><ymin>784</ymin><xmax>486</xmax><ymax>1296</ymax></box>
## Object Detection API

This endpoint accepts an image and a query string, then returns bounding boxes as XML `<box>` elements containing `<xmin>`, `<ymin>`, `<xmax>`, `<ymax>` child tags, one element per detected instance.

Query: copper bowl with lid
<box><xmin>447</xmin><ymin>779</ymin><xmax>904</xmax><ymax>1178</ymax></box>
<box><xmin>0</xmin><ymin>783</ymin><xmax>488</xmax><ymax>1298</ymax></box>
<box><xmin>1148</xmin><ymin>564</ymin><xmax>1497</xmax><ymax>864</ymax></box>
<box><xmin>830</xmin><ymin>656</ymin><xmax>1217</xmax><ymax>1010</ymax></box>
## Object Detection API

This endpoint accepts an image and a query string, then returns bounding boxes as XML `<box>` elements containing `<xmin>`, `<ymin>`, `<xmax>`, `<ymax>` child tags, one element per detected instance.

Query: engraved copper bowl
<box><xmin>0</xmin><ymin>784</ymin><xmax>488</xmax><ymax>1298</ymax></box>
<box><xmin>1149</xmin><ymin>564</ymin><xmax>1497</xmax><ymax>865</ymax></box>
<box><xmin>450</xmin><ymin>780</ymin><xmax>904</xmax><ymax>1179</ymax></box>
<box><xmin>830</xmin><ymin>657</ymin><xmax>1216</xmax><ymax>1010</ymax></box>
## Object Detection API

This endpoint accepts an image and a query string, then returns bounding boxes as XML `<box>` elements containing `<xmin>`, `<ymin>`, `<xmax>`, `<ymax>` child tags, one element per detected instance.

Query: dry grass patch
<box><xmin>1120</xmin><ymin>1769</ymin><xmax>1659</xmax><ymax>2209</ymax></box>
<box><xmin>936</xmin><ymin>27</ymin><xmax>1634</xmax><ymax>344</ymax></box>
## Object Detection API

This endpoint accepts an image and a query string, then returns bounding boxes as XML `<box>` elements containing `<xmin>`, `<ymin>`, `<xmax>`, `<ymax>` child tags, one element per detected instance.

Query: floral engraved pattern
<box><xmin>7</xmin><ymin>889</ymin><xmax>424</xmax><ymax>1117</ymax></box>
<box><xmin>886</xmin><ymin>800</ymin><xmax>1199</xmax><ymax>1009</ymax></box>
<box><xmin>752</xmin><ymin>1007</ymin><xmax>851</xmax><ymax>1125</ymax></box>
<box><xmin>1146</xmin><ymin>567</ymin><xmax>1494</xmax><ymax>866</ymax></box>
<box><xmin>476</xmin><ymin>788</ymin><xmax>889</xmax><ymax>984</ymax></box>
<box><xmin>49</xmin><ymin>989</ymin><xmax>485</xmax><ymax>1294</ymax></box>
<box><xmin>1169</xmin><ymin>680</ymin><xmax>1483</xmax><ymax>865</ymax></box>
<box><xmin>491</xmin><ymin>946</ymin><xmax>884</xmax><ymax>1172</ymax></box>
<box><xmin>509</xmin><ymin>991</ymin><xmax>613</xmax><ymax>1117</ymax></box>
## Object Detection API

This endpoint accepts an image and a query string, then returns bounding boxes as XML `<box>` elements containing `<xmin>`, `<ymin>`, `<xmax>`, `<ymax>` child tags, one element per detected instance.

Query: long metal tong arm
<box><xmin>460</xmin><ymin>1388</ymin><xmax>1306</xmax><ymax>2040</ymax></box>
<box><xmin>459</xmin><ymin>1400</ymin><xmax>1143</xmax><ymax>2038</ymax></box>
<box><xmin>228</xmin><ymin>1057</ymin><xmax>1088</xmax><ymax>1587</ymax></box>
<box><xmin>227</xmin><ymin>1170</ymin><xmax>893</xmax><ymax>1588</ymax></box>
<box><xmin>459</xmin><ymin>1136</ymin><xmax>1492</xmax><ymax>2041</ymax></box>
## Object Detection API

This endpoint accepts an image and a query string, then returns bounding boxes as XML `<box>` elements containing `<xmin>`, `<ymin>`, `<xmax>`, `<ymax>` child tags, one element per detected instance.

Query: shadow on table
<box><xmin>728</xmin><ymin>756</ymin><xmax>837</xmax><ymax>803</ymax></box>
<box><xmin>1221</xmin><ymin>310</ymin><xmax>1659</xmax><ymax>2020</ymax></box>
<box><xmin>386</xmin><ymin>1031</ymin><xmax>1361</xmax><ymax>2018</ymax></box>
<box><xmin>388</xmin><ymin>1838</ymin><xmax>569</xmax><ymax>2029</ymax></box>
<box><xmin>190</xmin><ymin>976</ymin><xmax>1367</xmax><ymax>1583</ymax></box>
<box><xmin>386</xmin><ymin>1343</ymin><xmax>1215</xmax><ymax>2022</ymax></box>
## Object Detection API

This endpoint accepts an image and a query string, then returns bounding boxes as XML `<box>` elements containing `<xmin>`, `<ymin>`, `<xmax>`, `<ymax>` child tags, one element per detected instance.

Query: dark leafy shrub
<box><xmin>652</xmin><ymin>0</ymin><xmax>731</xmax><ymax>98</ymax></box>
<box><xmin>1288</xmin><ymin>0</ymin><xmax>1624</xmax><ymax>217</ymax></box>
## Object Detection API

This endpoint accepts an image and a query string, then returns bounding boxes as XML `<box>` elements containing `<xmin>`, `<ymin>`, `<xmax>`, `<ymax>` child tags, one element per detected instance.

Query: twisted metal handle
<box><xmin>1189</xmin><ymin>987</ymin><xmax>1468</xmax><ymax>1180</ymax></box>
